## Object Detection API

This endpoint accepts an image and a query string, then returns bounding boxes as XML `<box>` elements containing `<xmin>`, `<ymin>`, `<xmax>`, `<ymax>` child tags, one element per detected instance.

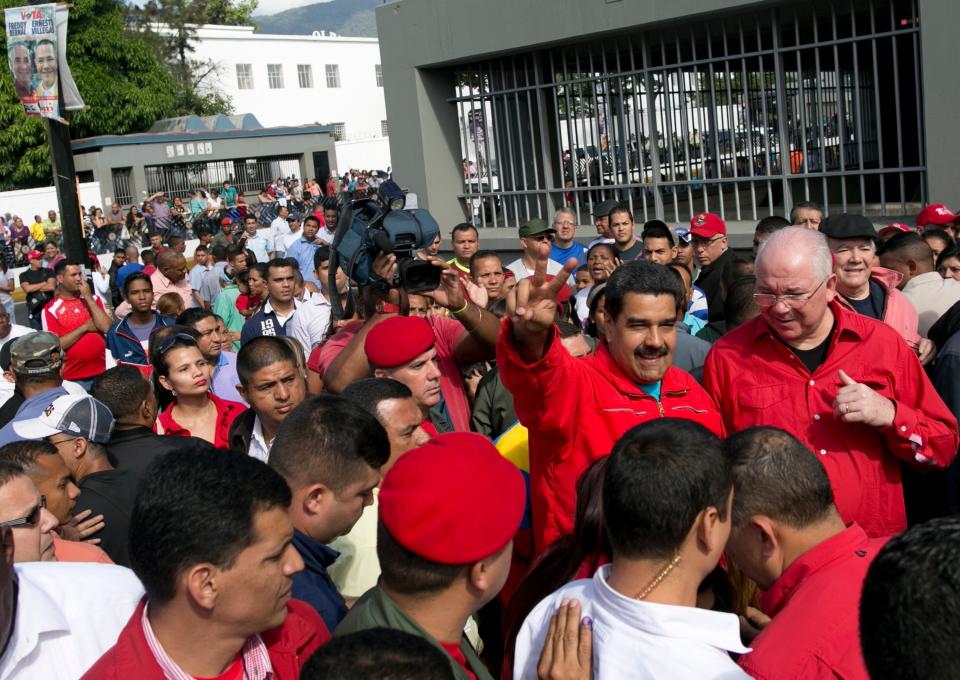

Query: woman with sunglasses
<box><xmin>150</xmin><ymin>328</ymin><xmax>245</xmax><ymax>447</ymax></box>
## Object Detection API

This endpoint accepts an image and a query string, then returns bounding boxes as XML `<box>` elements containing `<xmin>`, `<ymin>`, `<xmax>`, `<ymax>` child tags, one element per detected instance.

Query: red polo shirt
<box><xmin>42</xmin><ymin>295</ymin><xmax>107</xmax><ymax>380</ymax></box>
<box><xmin>738</xmin><ymin>524</ymin><xmax>885</xmax><ymax>680</ymax></box>
<box><xmin>703</xmin><ymin>300</ymin><xmax>959</xmax><ymax>537</ymax></box>
<box><xmin>157</xmin><ymin>393</ymin><xmax>246</xmax><ymax>448</ymax></box>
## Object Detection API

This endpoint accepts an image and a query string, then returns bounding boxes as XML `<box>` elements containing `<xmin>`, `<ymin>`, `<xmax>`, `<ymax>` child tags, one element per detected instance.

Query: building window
<box><xmin>297</xmin><ymin>64</ymin><xmax>313</xmax><ymax>89</ymax></box>
<box><xmin>375</xmin><ymin>64</ymin><xmax>383</xmax><ymax>87</ymax></box>
<box><xmin>332</xmin><ymin>122</ymin><xmax>346</xmax><ymax>140</ymax></box>
<box><xmin>381</xmin><ymin>119</ymin><xmax>389</xmax><ymax>137</ymax></box>
<box><xmin>325</xmin><ymin>64</ymin><xmax>340</xmax><ymax>88</ymax></box>
<box><xmin>267</xmin><ymin>64</ymin><xmax>284</xmax><ymax>89</ymax></box>
<box><xmin>236</xmin><ymin>64</ymin><xmax>254</xmax><ymax>90</ymax></box>
<box><xmin>111</xmin><ymin>167</ymin><xmax>134</xmax><ymax>205</ymax></box>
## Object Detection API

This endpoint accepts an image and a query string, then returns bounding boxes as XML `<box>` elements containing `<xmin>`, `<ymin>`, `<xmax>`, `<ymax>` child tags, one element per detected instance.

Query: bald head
<box><xmin>756</xmin><ymin>226</ymin><xmax>832</xmax><ymax>282</ymax></box>
<box><xmin>156</xmin><ymin>250</ymin><xmax>187</xmax><ymax>283</ymax></box>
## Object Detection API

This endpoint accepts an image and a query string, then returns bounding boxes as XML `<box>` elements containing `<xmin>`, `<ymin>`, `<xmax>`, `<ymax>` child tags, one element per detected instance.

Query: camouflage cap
<box><xmin>10</xmin><ymin>332</ymin><xmax>63</xmax><ymax>376</ymax></box>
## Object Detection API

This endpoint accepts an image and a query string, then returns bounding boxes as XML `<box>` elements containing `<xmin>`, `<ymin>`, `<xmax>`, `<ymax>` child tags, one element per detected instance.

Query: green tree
<box><xmin>0</xmin><ymin>0</ymin><xmax>182</xmax><ymax>189</ymax></box>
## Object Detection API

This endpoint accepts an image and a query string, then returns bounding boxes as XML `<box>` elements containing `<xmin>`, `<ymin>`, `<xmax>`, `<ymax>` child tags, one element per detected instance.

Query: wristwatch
<box><xmin>374</xmin><ymin>300</ymin><xmax>401</xmax><ymax>314</ymax></box>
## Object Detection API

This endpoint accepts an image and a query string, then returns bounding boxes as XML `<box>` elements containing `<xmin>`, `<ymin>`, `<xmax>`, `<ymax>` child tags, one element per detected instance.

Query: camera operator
<box><xmin>322</xmin><ymin>252</ymin><xmax>499</xmax><ymax>432</ymax></box>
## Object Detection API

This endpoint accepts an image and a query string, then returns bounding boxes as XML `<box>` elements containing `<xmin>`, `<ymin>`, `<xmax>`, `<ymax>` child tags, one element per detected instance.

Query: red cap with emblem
<box><xmin>879</xmin><ymin>222</ymin><xmax>912</xmax><ymax>238</ymax></box>
<box><xmin>364</xmin><ymin>315</ymin><xmax>435</xmax><ymax>369</ymax></box>
<box><xmin>379</xmin><ymin>432</ymin><xmax>526</xmax><ymax>564</ymax></box>
<box><xmin>916</xmin><ymin>204</ymin><xmax>958</xmax><ymax>228</ymax></box>
<box><xmin>689</xmin><ymin>212</ymin><xmax>726</xmax><ymax>239</ymax></box>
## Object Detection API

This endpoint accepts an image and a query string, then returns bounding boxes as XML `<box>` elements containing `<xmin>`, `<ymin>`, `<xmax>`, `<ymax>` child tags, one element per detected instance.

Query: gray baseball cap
<box><xmin>13</xmin><ymin>394</ymin><xmax>115</xmax><ymax>444</ymax></box>
<box><xmin>9</xmin><ymin>332</ymin><xmax>62</xmax><ymax>376</ymax></box>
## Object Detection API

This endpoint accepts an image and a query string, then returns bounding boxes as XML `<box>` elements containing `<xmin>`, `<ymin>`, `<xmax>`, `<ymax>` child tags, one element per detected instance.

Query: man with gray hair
<box><xmin>703</xmin><ymin>227</ymin><xmax>958</xmax><ymax>538</ymax></box>
<box><xmin>548</xmin><ymin>207</ymin><xmax>586</xmax><ymax>267</ymax></box>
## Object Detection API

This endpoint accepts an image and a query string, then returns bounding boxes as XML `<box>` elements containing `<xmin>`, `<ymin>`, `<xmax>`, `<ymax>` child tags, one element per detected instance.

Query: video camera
<box><xmin>328</xmin><ymin>179</ymin><xmax>441</xmax><ymax>319</ymax></box>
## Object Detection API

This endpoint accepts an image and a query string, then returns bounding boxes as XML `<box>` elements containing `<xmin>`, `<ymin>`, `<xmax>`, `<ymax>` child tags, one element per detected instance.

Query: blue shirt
<box><xmin>210</xmin><ymin>351</ymin><xmax>244</xmax><ymax>404</ymax></box>
<box><xmin>284</xmin><ymin>237</ymin><xmax>321</xmax><ymax>286</ymax></box>
<box><xmin>291</xmin><ymin>529</ymin><xmax>348</xmax><ymax>631</ymax></box>
<box><xmin>0</xmin><ymin>386</ymin><xmax>68</xmax><ymax>447</ymax></box>
<box><xmin>243</xmin><ymin>232</ymin><xmax>272</xmax><ymax>265</ymax></box>
<box><xmin>550</xmin><ymin>241</ymin><xmax>587</xmax><ymax>267</ymax></box>
<box><xmin>638</xmin><ymin>380</ymin><xmax>662</xmax><ymax>402</ymax></box>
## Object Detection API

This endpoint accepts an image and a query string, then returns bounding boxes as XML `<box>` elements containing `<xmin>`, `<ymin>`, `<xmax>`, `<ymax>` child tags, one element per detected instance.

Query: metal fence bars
<box><xmin>451</xmin><ymin>0</ymin><xmax>924</xmax><ymax>229</ymax></box>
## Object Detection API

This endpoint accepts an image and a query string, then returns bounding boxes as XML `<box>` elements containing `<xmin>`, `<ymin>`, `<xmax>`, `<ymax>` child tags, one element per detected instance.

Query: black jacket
<box><xmin>696</xmin><ymin>247</ymin><xmax>735</xmax><ymax>322</ymax></box>
<box><xmin>75</xmin><ymin>468</ymin><xmax>138</xmax><ymax>567</ymax></box>
<box><xmin>105</xmin><ymin>426</ymin><xmax>210</xmax><ymax>477</ymax></box>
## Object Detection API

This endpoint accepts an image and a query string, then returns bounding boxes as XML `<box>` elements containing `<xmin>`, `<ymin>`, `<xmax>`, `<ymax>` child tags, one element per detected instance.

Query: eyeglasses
<box><xmin>553</xmin><ymin>220</ymin><xmax>575</xmax><ymax>227</ymax></box>
<box><xmin>753</xmin><ymin>278</ymin><xmax>826</xmax><ymax>308</ymax></box>
<box><xmin>693</xmin><ymin>236</ymin><xmax>725</xmax><ymax>251</ymax></box>
<box><xmin>527</xmin><ymin>233</ymin><xmax>555</xmax><ymax>243</ymax></box>
<box><xmin>0</xmin><ymin>495</ymin><xmax>45</xmax><ymax>528</ymax></box>
<box><xmin>155</xmin><ymin>332</ymin><xmax>198</xmax><ymax>357</ymax></box>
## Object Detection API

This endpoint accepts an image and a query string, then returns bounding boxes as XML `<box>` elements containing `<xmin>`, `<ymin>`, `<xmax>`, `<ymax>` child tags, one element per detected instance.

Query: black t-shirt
<box><xmin>0</xmin><ymin>390</ymin><xmax>24</xmax><ymax>429</ymax></box>
<box><xmin>843</xmin><ymin>279</ymin><xmax>886</xmax><ymax>321</ymax></box>
<box><xmin>19</xmin><ymin>268</ymin><xmax>54</xmax><ymax>315</ymax></box>
<box><xmin>789</xmin><ymin>332</ymin><xmax>832</xmax><ymax>374</ymax></box>
<box><xmin>617</xmin><ymin>239</ymin><xmax>644</xmax><ymax>262</ymax></box>
<box><xmin>75</xmin><ymin>468</ymin><xmax>139</xmax><ymax>567</ymax></box>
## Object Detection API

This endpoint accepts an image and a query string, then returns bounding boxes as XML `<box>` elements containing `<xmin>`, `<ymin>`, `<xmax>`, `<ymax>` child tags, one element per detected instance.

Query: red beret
<box><xmin>690</xmin><ymin>212</ymin><xmax>726</xmax><ymax>238</ymax></box>
<box><xmin>379</xmin><ymin>432</ymin><xmax>526</xmax><ymax>564</ymax></box>
<box><xmin>364</xmin><ymin>316</ymin><xmax>435</xmax><ymax>368</ymax></box>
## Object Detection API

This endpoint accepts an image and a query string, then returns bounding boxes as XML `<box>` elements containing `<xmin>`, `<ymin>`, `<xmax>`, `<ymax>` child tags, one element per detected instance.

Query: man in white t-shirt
<box><xmin>506</xmin><ymin>219</ymin><xmax>564</xmax><ymax>280</ymax></box>
<box><xmin>0</xmin><ymin>308</ymin><xmax>31</xmax><ymax>351</ymax></box>
<box><xmin>514</xmin><ymin>419</ymin><xmax>748</xmax><ymax>680</ymax></box>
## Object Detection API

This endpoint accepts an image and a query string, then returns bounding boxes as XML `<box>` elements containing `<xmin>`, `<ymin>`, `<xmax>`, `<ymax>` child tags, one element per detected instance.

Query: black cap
<box><xmin>593</xmin><ymin>199</ymin><xmax>619</xmax><ymax>218</ymax></box>
<box><xmin>819</xmin><ymin>213</ymin><xmax>878</xmax><ymax>241</ymax></box>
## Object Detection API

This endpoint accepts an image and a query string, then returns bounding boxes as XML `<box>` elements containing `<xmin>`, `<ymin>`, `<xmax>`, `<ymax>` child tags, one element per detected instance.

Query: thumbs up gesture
<box><xmin>832</xmin><ymin>369</ymin><xmax>896</xmax><ymax>427</ymax></box>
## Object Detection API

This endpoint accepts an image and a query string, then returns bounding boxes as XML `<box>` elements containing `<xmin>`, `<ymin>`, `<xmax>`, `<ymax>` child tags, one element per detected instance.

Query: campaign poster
<box><xmin>5</xmin><ymin>4</ymin><xmax>84</xmax><ymax>121</ymax></box>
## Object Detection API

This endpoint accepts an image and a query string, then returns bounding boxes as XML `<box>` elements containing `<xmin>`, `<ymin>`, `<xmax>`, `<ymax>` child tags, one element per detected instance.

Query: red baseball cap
<box><xmin>379</xmin><ymin>432</ymin><xmax>526</xmax><ymax>564</ymax></box>
<box><xmin>916</xmin><ymin>204</ymin><xmax>958</xmax><ymax>228</ymax></box>
<box><xmin>364</xmin><ymin>316</ymin><xmax>434</xmax><ymax>369</ymax></box>
<box><xmin>220</xmin><ymin>216</ymin><xmax>234</xmax><ymax>226</ymax></box>
<box><xmin>27</xmin><ymin>249</ymin><xmax>42</xmax><ymax>261</ymax></box>
<box><xmin>689</xmin><ymin>213</ymin><xmax>726</xmax><ymax>239</ymax></box>
<box><xmin>878</xmin><ymin>223</ymin><xmax>912</xmax><ymax>238</ymax></box>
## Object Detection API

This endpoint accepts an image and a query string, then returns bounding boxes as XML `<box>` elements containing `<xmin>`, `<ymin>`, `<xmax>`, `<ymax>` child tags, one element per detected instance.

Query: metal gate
<box><xmin>451</xmin><ymin>0</ymin><xmax>924</xmax><ymax>228</ymax></box>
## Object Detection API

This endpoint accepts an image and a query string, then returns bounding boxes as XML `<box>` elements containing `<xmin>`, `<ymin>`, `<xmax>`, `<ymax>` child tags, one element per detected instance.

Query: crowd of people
<box><xmin>2</xmin><ymin>187</ymin><xmax>960</xmax><ymax>680</ymax></box>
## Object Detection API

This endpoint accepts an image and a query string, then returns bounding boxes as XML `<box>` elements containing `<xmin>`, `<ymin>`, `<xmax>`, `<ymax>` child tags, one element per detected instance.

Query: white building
<box><xmin>188</xmin><ymin>24</ymin><xmax>390</xmax><ymax>172</ymax></box>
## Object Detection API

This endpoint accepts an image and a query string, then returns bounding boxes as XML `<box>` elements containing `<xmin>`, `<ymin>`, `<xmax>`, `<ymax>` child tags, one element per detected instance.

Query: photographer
<box><xmin>322</xmin><ymin>252</ymin><xmax>500</xmax><ymax>432</ymax></box>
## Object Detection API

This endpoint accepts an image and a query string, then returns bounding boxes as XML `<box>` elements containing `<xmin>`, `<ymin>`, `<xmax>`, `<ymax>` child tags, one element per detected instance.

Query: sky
<box><xmin>252</xmin><ymin>0</ymin><xmax>330</xmax><ymax>16</ymax></box>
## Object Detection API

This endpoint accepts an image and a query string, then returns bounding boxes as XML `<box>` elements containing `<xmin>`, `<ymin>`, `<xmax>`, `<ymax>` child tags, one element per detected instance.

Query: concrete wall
<box><xmin>0</xmin><ymin>182</ymin><xmax>102</xmax><ymax>220</ymax></box>
<box><xmin>918</xmin><ymin>0</ymin><xmax>960</xmax><ymax>209</ymax></box>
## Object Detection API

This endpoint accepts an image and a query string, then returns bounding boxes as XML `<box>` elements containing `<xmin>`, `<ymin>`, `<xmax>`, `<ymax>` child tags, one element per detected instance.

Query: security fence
<box><xmin>143</xmin><ymin>155</ymin><xmax>303</xmax><ymax>200</ymax></box>
<box><xmin>452</xmin><ymin>0</ymin><xmax>924</xmax><ymax>228</ymax></box>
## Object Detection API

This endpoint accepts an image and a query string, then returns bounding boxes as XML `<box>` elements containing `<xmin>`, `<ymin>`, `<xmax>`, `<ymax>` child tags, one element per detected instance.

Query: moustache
<box><xmin>635</xmin><ymin>346</ymin><xmax>669</xmax><ymax>360</ymax></box>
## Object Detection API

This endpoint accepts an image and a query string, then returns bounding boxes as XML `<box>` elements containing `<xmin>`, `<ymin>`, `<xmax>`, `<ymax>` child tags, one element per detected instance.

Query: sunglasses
<box><xmin>155</xmin><ymin>332</ymin><xmax>198</xmax><ymax>357</ymax></box>
<box><xmin>0</xmin><ymin>495</ymin><xmax>45</xmax><ymax>528</ymax></box>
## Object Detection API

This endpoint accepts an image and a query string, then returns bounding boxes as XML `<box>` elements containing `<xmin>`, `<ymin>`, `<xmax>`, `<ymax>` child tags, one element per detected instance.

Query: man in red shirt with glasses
<box><xmin>703</xmin><ymin>227</ymin><xmax>958</xmax><ymax>537</ymax></box>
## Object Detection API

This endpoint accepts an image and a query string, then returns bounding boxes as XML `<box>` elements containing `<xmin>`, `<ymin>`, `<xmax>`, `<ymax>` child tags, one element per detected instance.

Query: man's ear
<box><xmin>72</xmin><ymin>437</ymin><xmax>89</xmax><ymax>461</ymax></box>
<box><xmin>236</xmin><ymin>384</ymin><xmax>248</xmax><ymax>403</ymax></box>
<box><xmin>302</xmin><ymin>483</ymin><xmax>331</xmax><ymax>516</ymax></box>
<box><xmin>184</xmin><ymin>564</ymin><xmax>218</xmax><ymax>611</ymax></box>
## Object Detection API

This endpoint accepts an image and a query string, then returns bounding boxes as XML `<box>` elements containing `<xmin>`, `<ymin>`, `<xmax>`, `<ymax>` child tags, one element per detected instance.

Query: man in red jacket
<box><xmin>703</xmin><ymin>227</ymin><xmax>958</xmax><ymax>538</ymax></box>
<box><xmin>498</xmin><ymin>250</ymin><xmax>723</xmax><ymax>551</ymax></box>
<box><xmin>724</xmin><ymin>427</ymin><xmax>886</xmax><ymax>680</ymax></box>
<box><xmin>82</xmin><ymin>448</ymin><xmax>329</xmax><ymax>679</ymax></box>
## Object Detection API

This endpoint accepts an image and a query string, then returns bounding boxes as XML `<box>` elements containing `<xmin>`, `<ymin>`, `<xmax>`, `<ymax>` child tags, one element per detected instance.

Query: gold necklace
<box><xmin>634</xmin><ymin>553</ymin><xmax>681</xmax><ymax>600</ymax></box>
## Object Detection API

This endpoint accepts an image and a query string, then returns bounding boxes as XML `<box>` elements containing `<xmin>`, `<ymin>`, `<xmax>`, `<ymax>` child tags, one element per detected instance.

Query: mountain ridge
<box><xmin>253</xmin><ymin>0</ymin><xmax>380</xmax><ymax>37</ymax></box>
